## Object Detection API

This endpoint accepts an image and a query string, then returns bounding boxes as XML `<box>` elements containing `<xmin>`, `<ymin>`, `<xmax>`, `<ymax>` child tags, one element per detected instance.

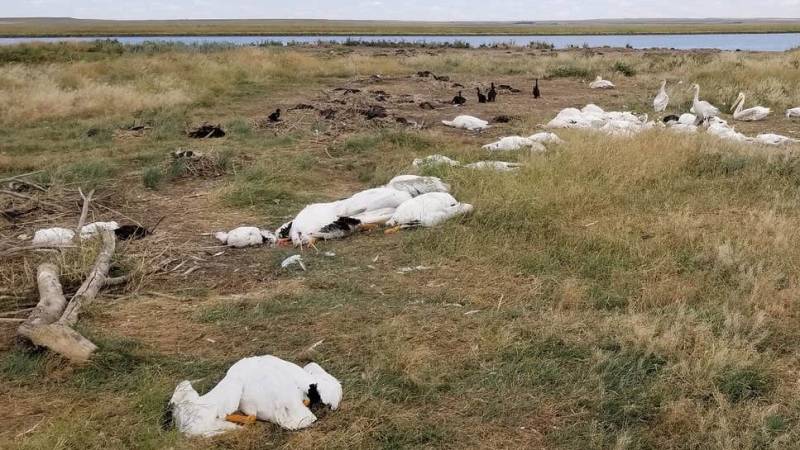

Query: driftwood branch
<box><xmin>17</xmin><ymin>230</ymin><xmax>117</xmax><ymax>363</ymax></box>
<box><xmin>75</xmin><ymin>188</ymin><xmax>95</xmax><ymax>236</ymax></box>
<box><xmin>60</xmin><ymin>229</ymin><xmax>115</xmax><ymax>326</ymax></box>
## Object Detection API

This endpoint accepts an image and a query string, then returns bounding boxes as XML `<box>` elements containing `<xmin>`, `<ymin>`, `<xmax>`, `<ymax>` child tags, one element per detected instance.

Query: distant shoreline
<box><xmin>2</xmin><ymin>18</ymin><xmax>800</xmax><ymax>38</ymax></box>
<box><xmin>3</xmin><ymin>31</ymin><xmax>800</xmax><ymax>38</ymax></box>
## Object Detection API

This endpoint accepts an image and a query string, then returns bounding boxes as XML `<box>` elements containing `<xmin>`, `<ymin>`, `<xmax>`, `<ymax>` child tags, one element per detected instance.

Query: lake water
<box><xmin>1</xmin><ymin>34</ymin><xmax>799</xmax><ymax>51</ymax></box>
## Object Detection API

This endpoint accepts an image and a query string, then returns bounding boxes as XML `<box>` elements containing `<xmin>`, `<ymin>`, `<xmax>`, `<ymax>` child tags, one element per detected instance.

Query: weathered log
<box><xmin>24</xmin><ymin>323</ymin><xmax>98</xmax><ymax>362</ymax></box>
<box><xmin>17</xmin><ymin>230</ymin><xmax>116</xmax><ymax>363</ymax></box>
<box><xmin>17</xmin><ymin>263</ymin><xmax>66</xmax><ymax>334</ymax></box>
<box><xmin>60</xmin><ymin>229</ymin><xmax>115</xmax><ymax>326</ymax></box>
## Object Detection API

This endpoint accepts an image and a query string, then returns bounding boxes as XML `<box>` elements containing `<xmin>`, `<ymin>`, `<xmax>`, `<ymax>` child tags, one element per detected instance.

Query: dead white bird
<box><xmin>281</xmin><ymin>255</ymin><xmax>306</xmax><ymax>271</ymax></box>
<box><xmin>385</xmin><ymin>192</ymin><xmax>473</xmax><ymax>230</ymax></box>
<box><xmin>412</xmin><ymin>155</ymin><xmax>461</xmax><ymax>167</ymax></box>
<box><xmin>170</xmin><ymin>355</ymin><xmax>341</xmax><ymax>437</ymax></box>
<box><xmin>33</xmin><ymin>221</ymin><xmax>120</xmax><ymax>246</ymax></box>
<box><xmin>731</xmin><ymin>92</ymin><xmax>770</xmax><ymax>122</ymax></box>
<box><xmin>482</xmin><ymin>136</ymin><xmax>546</xmax><ymax>152</ymax></box>
<box><xmin>754</xmin><ymin>133</ymin><xmax>799</xmax><ymax>146</ymax></box>
<box><xmin>787</xmin><ymin>107</ymin><xmax>800</xmax><ymax>119</ymax></box>
<box><xmin>387</xmin><ymin>175</ymin><xmax>450</xmax><ymax>197</ymax></box>
<box><xmin>79</xmin><ymin>221</ymin><xmax>119</xmax><ymax>239</ymax></box>
<box><xmin>441</xmin><ymin>115</ymin><xmax>490</xmax><ymax>131</ymax></box>
<box><xmin>589</xmin><ymin>76</ymin><xmax>615</xmax><ymax>89</ymax></box>
<box><xmin>527</xmin><ymin>132</ymin><xmax>563</xmax><ymax>145</ymax></box>
<box><xmin>215</xmin><ymin>227</ymin><xmax>276</xmax><ymax>248</ymax></box>
<box><xmin>32</xmin><ymin>227</ymin><xmax>75</xmax><ymax>246</ymax></box>
<box><xmin>464</xmin><ymin>161</ymin><xmax>523</xmax><ymax>172</ymax></box>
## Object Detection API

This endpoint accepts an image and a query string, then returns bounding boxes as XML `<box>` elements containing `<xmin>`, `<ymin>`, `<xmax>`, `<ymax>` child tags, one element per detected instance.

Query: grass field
<box><xmin>2</xmin><ymin>17</ymin><xmax>800</xmax><ymax>37</ymax></box>
<box><xmin>2</xmin><ymin>42</ymin><xmax>800</xmax><ymax>449</ymax></box>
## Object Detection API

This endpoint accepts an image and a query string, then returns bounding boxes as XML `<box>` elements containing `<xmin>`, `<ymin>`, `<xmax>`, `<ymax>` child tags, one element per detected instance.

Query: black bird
<box><xmin>451</xmin><ymin>91</ymin><xmax>467</xmax><ymax>106</ymax></box>
<box><xmin>662</xmin><ymin>114</ymin><xmax>680</xmax><ymax>125</ymax></box>
<box><xmin>476</xmin><ymin>87</ymin><xmax>487</xmax><ymax>104</ymax></box>
<box><xmin>268</xmin><ymin>108</ymin><xmax>281</xmax><ymax>122</ymax></box>
<box><xmin>487</xmin><ymin>83</ymin><xmax>497</xmax><ymax>102</ymax></box>
<box><xmin>533</xmin><ymin>79</ymin><xmax>541</xmax><ymax>99</ymax></box>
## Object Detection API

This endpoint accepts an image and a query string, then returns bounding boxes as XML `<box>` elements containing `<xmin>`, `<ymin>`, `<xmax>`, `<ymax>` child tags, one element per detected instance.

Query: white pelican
<box><xmin>787</xmin><ymin>107</ymin><xmax>800</xmax><ymax>119</ymax></box>
<box><xmin>336</xmin><ymin>187</ymin><xmax>412</xmax><ymax>217</ymax></box>
<box><xmin>678</xmin><ymin>113</ymin><xmax>697</xmax><ymax>125</ymax></box>
<box><xmin>412</xmin><ymin>154</ymin><xmax>460</xmax><ymax>167</ymax></box>
<box><xmin>653</xmin><ymin>80</ymin><xmax>669</xmax><ymax>112</ymax></box>
<box><xmin>464</xmin><ymin>161</ymin><xmax>523</xmax><ymax>172</ymax></box>
<box><xmin>32</xmin><ymin>221</ymin><xmax>121</xmax><ymax>246</ymax></box>
<box><xmin>690</xmin><ymin>84</ymin><xmax>720</xmax><ymax>125</ymax></box>
<box><xmin>385</xmin><ymin>192</ymin><xmax>473</xmax><ymax>229</ymax></box>
<box><xmin>387</xmin><ymin>175</ymin><xmax>450</xmax><ymax>197</ymax></box>
<box><xmin>441</xmin><ymin>115</ymin><xmax>489</xmax><ymax>131</ymax></box>
<box><xmin>706</xmin><ymin>122</ymin><xmax>748</xmax><ymax>143</ymax></box>
<box><xmin>732</xmin><ymin>93</ymin><xmax>770</xmax><ymax>121</ymax></box>
<box><xmin>287</xmin><ymin>192</ymin><xmax>405</xmax><ymax>247</ymax></box>
<box><xmin>589</xmin><ymin>76</ymin><xmax>615</xmax><ymax>89</ymax></box>
<box><xmin>215</xmin><ymin>227</ymin><xmax>276</xmax><ymax>248</ymax></box>
<box><xmin>32</xmin><ymin>227</ymin><xmax>75</xmax><ymax>246</ymax></box>
<box><xmin>528</xmin><ymin>132</ymin><xmax>563</xmax><ymax>145</ymax></box>
<box><xmin>170</xmin><ymin>355</ymin><xmax>341</xmax><ymax>436</ymax></box>
<box><xmin>754</xmin><ymin>133</ymin><xmax>799</xmax><ymax>146</ymax></box>
<box><xmin>482</xmin><ymin>136</ymin><xmax>545</xmax><ymax>152</ymax></box>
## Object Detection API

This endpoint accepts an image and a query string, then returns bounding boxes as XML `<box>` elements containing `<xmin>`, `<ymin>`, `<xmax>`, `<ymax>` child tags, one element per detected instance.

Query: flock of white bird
<box><xmin>541</xmin><ymin>76</ymin><xmax>800</xmax><ymax>145</ymax></box>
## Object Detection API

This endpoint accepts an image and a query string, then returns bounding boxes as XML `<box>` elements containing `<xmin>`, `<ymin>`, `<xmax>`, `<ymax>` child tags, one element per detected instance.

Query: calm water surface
<box><xmin>1</xmin><ymin>34</ymin><xmax>799</xmax><ymax>51</ymax></box>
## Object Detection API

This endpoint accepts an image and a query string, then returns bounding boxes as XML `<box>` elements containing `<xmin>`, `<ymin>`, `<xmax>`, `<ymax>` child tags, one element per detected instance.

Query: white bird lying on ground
<box><xmin>170</xmin><ymin>355</ymin><xmax>341</xmax><ymax>437</ymax></box>
<box><xmin>412</xmin><ymin>154</ymin><xmax>460</xmax><ymax>167</ymax></box>
<box><xmin>546</xmin><ymin>104</ymin><xmax>651</xmax><ymax>136</ymax></box>
<box><xmin>706</xmin><ymin>121</ymin><xmax>749</xmax><ymax>143</ymax></box>
<box><xmin>464</xmin><ymin>161</ymin><xmax>523</xmax><ymax>172</ymax></box>
<box><xmin>690</xmin><ymin>83</ymin><xmax>720</xmax><ymax>125</ymax></box>
<box><xmin>385</xmin><ymin>192</ymin><xmax>473</xmax><ymax>229</ymax></box>
<box><xmin>732</xmin><ymin>92</ymin><xmax>770</xmax><ymax>122</ymax></box>
<box><xmin>589</xmin><ymin>76</ymin><xmax>615</xmax><ymax>89</ymax></box>
<box><xmin>215</xmin><ymin>227</ymin><xmax>276</xmax><ymax>248</ymax></box>
<box><xmin>678</xmin><ymin>113</ymin><xmax>697</xmax><ymax>125</ymax></box>
<box><xmin>387</xmin><ymin>175</ymin><xmax>450</xmax><ymax>197</ymax></box>
<box><xmin>441</xmin><ymin>115</ymin><xmax>490</xmax><ymax>131</ymax></box>
<box><xmin>482</xmin><ymin>136</ymin><xmax>546</xmax><ymax>152</ymax></box>
<box><xmin>528</xmin><ymin>131</ymin><xmax>563</xmax><ymax>145</ymax></box>
<box><xmin>32</xmin><ymin>228</ymin><xmax>75</xmax><ymax>246</ymax></box>
<box><xmin>33</xmin><ymin>221</ymin><xmax>120</xmax><ymax>246</ymax></box>
<box><xmin>336</xmin><ymin>187</ymin><xmax>412</xmax><ymax>217</ymax></box>
<box><xmin>754</xmin><ymin>133</ymin><xmax>800</xmax><ymax>146</ymax></box>
<box><xmin>653</xmin><ymin>80</ymin><xmax>669</xmax><ymax>112</ymax></box>
<box><xmin>79</xmin><ymin>221</ymin><xmax>119</xmax><ymax>239</ymax></box>
<box><xmin>787</xmin><ymin>107</ymin><xmax>800</xmax><ymax>119</ymax></box>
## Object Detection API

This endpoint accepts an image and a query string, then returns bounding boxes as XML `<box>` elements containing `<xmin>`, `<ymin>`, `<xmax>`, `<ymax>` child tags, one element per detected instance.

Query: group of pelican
<box><xmin>651</xmin><ymin>81</ymin><xmax>799</xmax><ymax>145</ymax></box>
<box><xmin>215</xmin><ymin>175</ymin><xmax>472</xmax><ymax>249</ymax></box>
<box><xmin>654</xmin><ymin>80</ymin><xmax>800</xmax><ymax>124</ymax></box>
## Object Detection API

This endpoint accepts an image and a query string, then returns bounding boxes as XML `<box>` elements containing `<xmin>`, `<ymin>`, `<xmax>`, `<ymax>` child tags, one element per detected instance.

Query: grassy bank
<box><xmin>2</xmin><ymin>18</ymin><xmax>800</xmax><ymax>37</ymax></box>
<box><xmin>2</xmin><ymin>44</ymin><xmax>800</xmax><ymax>448</ymax></box>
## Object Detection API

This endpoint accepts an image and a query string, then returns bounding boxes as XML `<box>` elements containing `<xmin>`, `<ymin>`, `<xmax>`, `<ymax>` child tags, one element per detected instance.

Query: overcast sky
<box><xmin>3</xmin><ymin>0</ymin><xmax>799</xmax><ymax>21</ymax></box>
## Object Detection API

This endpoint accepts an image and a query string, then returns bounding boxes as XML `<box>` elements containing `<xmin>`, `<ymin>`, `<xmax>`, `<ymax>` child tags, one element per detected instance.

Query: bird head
<box><xmin>303</xmin><ymin>363</ymin><xmax>343</xmax><ymax>410</ymax></box>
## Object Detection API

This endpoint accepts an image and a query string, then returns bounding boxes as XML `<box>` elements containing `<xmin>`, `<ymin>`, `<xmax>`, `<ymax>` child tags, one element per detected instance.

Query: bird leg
<box><xmin>384</xmin><ymin>226</ymin><xmax>402</xmax><ymax>235</ymax></box>
<box><xmin>276</xmin><ymin>238</ymin><xmax>292</xmax><ymax>248</ymax></box>
<box><xmin>358</xmin><ymin>223</ymin><xmax>381</xmax><ymax>233</ymax></box>
<box><xmin>225</xmin><ymin>414</ymin><xmax>257</xmax><ymax>425</ymax></box>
